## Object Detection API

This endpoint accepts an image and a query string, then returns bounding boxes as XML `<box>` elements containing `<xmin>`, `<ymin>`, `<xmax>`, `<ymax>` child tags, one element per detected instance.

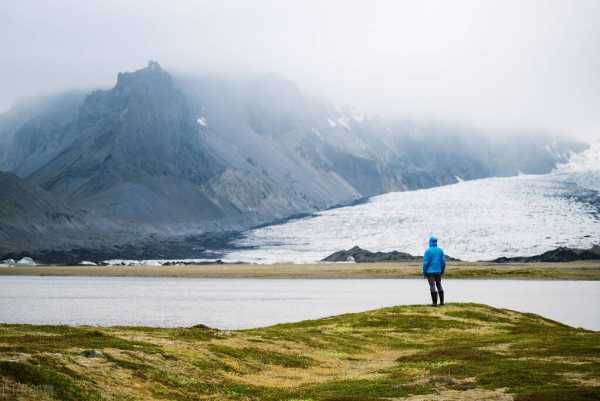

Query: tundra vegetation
<box><xmin>0</xmin><ymin>303</ymin><xmax>598</xmax><ymax>400</ymax></box>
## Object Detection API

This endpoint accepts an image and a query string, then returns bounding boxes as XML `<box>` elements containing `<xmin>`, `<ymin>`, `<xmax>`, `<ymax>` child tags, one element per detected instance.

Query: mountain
<box><xmin>0</xmin><ymin>171</ymin><xmax>88</xmax><ymax>253</ymax></box>
<box><xmin>25</xmin><ymin>61</ymin><xmax>234</xmax><ymax>231</ymax></box>
<box><xmin>0</xmin><ymin>91</ymin><xmax>86</xmax><ymax>172</ymax></box>
<box><xmin>0</xmin><ymin>62</ymin><xmax>587</xmax><ymax>261</ymax></box>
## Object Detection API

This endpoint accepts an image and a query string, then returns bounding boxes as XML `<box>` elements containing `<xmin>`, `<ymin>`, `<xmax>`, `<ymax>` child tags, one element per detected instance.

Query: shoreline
<box><xmin>1</xmin><ymin>260</ymin><xmax>599</xmax><ymax>280</ymax></box>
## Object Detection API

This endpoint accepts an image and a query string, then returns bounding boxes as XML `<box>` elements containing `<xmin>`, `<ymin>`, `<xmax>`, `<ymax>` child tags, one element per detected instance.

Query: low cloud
<box><xmin>1</xmin><ymin>0</ymin><xmax>599</xmax><ymax>140</ymax></box>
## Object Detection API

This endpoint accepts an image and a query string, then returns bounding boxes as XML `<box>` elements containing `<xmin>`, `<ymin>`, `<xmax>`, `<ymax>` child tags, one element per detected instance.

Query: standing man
<box><xmin>423</xmin><ymin>235</ymin><xmax>446</xmax><ymax>306</ymax></box>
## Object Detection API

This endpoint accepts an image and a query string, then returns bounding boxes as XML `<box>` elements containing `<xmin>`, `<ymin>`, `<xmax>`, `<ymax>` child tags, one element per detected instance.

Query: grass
<box><xmin>0</xmin><ymin>361</ymin><xmax>101</xmax><ymax>401</ymax></box>
<box><xmin>0</xmin><ymin>304</ymin><xmax>598</xmax><ymax>400</ymax></box>
<box><xmin>209</xmin><ymin>344</ymin><xmax>313</xmax><ymax>368</ymax></box>
<box><xmin>0</xmin><ymin>325</ymin><xmax>158</xmax><ymax>354</ymax></box>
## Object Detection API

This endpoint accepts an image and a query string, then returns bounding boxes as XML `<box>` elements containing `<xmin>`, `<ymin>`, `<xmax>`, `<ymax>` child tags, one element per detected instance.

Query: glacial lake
<box><xmin>0</xmin><ymin>277</ymin><xmax>598</xmax><ymax>330</ymax></box>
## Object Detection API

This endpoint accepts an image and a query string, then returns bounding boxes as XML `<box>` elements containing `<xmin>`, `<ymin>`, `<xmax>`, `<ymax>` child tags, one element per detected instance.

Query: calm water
<box><xmin>0</xmin><ymin>277</ymin><xmax>598</xmax><ymax>330</ymax></box>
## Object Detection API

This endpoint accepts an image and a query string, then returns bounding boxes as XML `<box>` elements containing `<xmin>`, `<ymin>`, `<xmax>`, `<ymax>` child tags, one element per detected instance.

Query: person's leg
<box><xmin>426</xmin><ymin>275</ymin><xmax>438</xmax><ymax>306</ymax></box>
<box><xmin>435</xmin><ymin>275</ymin><xmax>444</xmax><ymax>305</ymax></box>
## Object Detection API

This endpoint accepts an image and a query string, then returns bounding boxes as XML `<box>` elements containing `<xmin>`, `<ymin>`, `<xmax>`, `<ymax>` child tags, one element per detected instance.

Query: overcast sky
<box><xmin>1</xmin><ymin>0</ymin><xmax>599</xmax><ymax>139</ymax></box>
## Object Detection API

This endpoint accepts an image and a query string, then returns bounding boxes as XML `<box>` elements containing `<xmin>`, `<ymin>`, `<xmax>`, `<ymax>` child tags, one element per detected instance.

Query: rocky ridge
<box><xmin>490</xmin><ymin>245</ymin><xmax>600</xmax><ymax>263</ymax></box>
<box><xmin>321</xmin><ymin>245</ymin><xmax>460</xmax><ymax>263</ymax></box>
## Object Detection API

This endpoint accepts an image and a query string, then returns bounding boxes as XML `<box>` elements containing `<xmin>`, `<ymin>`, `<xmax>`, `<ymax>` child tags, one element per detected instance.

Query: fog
<box><xmin>1</xmin><ymin>0</ymin><xmax>599</xmax><ymax>140</ymax></box>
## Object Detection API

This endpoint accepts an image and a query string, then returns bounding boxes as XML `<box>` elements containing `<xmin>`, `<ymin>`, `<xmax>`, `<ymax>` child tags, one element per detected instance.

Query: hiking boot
<box><xmin>439</xmin><ymin>291</ymin><xmax>445</xmax><ymax>306</ymax></box>
<box><xmin>430</xmin><ymin>291</ymin><xmax>438</xmax><ymax>306</ymax></box>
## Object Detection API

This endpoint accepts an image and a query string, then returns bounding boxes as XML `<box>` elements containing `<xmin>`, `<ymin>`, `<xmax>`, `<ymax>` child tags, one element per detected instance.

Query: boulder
<box><xmin>81</xmin><ymin>349</ymin><xmax>104</xmax><ymax>358</ymax></box>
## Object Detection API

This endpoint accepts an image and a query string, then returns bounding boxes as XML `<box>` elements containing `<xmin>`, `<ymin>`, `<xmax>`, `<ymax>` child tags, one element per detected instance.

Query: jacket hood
<box><xmin>429</xmin><ymin>236</ymin><xmax>438</xmax><ymax>247</ymax></box>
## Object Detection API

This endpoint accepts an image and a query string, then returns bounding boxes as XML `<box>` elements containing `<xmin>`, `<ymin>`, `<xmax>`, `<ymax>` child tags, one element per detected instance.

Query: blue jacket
<box><xmin>422</xmin><ymin>236</ymin><xmax>446</xmax><ymax>275</ymax></box>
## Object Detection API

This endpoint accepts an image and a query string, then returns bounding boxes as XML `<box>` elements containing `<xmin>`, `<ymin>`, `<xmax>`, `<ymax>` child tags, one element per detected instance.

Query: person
<box><xmin>422</xmin><ymin>235</ymin><xmax>446</xmax><ymax>306</ymax></box>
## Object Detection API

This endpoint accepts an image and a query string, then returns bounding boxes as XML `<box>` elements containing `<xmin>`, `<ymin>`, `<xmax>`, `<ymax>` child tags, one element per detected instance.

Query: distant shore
<box><xmin>1</xmin><ymin>260</ymin><xmax>599</xmax><ymax>280</ymax></box>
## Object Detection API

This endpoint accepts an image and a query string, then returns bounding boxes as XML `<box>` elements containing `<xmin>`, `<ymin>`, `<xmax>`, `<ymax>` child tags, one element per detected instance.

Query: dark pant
<box><xmin>425</xmin><ymin>273</ymin><xmax>443</xmax><ymax>293</ymax></box>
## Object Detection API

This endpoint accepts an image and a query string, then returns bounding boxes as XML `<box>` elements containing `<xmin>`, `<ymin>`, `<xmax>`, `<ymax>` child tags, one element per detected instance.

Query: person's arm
<box><xmin>422</xmin><ymin>250</ymin><xmax>431</xmax><ymax>275</ymax></box>
<box><xmin>441</xmin><ymin>251</ymin><xmax>446</xmax><ymax>275</ymax></box>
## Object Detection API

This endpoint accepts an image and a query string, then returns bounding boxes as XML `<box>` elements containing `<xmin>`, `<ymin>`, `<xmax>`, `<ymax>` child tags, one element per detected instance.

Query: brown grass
<box><xmin>1</xmin><ymin>260</ymin><xmax>599</xmax><ymax>279</ymax></box>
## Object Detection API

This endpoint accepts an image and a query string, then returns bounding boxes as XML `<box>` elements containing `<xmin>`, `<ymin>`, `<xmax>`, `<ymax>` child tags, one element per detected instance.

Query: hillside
<box><xmin>0</xmin><ymin>304</ymin><xmax>598</xmax><ymax>400</ymax></box>
<box><xmin>0</xmin><ymin>171</ymin><xmax>90</xmax><ymax>253</ymax></box>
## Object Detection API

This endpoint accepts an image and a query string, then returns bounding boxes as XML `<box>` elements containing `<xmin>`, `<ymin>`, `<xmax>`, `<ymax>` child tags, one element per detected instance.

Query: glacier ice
<box><xmin>225</xmin><ymin>169</ymin><xmax>600</xmax><ymax>263</ymax></box>
<box><xmin>16</xmin><ymin>257</ymin><xmax>36</xmax><ymax>266</ymax></box>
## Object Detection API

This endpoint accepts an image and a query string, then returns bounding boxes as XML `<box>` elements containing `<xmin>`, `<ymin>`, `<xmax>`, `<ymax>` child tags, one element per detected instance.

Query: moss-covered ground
<box><xmin>0</xmin><ymin>304</ymin><xmax>598</xmax><ymax>400</ymax></box>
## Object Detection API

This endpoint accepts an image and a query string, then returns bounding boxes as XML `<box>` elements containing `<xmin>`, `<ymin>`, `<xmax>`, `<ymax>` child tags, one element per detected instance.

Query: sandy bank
<box><xmin>0</xmin><ymin>260</ymin><xmax>599</xmax><ymax>279</ymax></box>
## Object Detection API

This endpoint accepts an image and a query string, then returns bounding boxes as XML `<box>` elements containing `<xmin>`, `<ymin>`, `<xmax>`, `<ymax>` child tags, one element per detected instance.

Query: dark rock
<box><xmin>0</xmin><ymin>231</ymin><xmax>236</xmax><ymax>265</ymax></box>
<box><xmin>190</xmin><ymin>324</ymin><xmax>213</xmax><ymax>330</ymax></box>
<box><xmin>81</xmin><ymin>349</ymin><xmax>104</xmax><ymax>358</ymax></box>
<box><xmin>322</xmin><ymin>246</ymin><xmax>459</xmax><ymax>263</ymax></box>
<box><xmin>489</xmin><ymin>245</ymin><xmax>600</xmax><ymax>263</ymax></box>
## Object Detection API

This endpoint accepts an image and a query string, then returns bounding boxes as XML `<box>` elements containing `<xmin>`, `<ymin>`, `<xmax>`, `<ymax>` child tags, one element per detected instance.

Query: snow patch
<box><xmin>196</xmin><ymin>116</ymin><xmax>208</xmax><ymax>127</ymax></box>
<box><xmin>336</xmin><ymin>117</ymin><xmax>351</xmax><ymax>130</ymax></box>
<box><xmin>327</xmin><ymin>118</ymin><xmax>337</xmax><ymax>128</ymax></box>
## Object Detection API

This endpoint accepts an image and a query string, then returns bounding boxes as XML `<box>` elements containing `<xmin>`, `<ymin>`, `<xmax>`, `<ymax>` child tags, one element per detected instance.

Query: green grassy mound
<box><xmin>0</xmin><ymin>304</ymin><xmax>598</xmax><ymax>400</ymax></box>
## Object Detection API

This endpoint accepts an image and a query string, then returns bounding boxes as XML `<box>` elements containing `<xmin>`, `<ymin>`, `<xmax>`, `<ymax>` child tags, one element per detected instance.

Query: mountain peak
<box><xmin>115</xmin><ymin>60</ymin><xmax>171</xmax><ymax>89</ymax></box>
<box><xmin>147</xmin><ymin>60</ymin><xmax>161</xmax><ymax>70</ymax></box>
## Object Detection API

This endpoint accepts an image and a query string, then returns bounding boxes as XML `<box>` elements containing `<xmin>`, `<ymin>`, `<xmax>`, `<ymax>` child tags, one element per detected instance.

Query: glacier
<box><xmin>225</xmin><ymin>144</ymin><xmax>600</xmax><ymax>263</ymax></box>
